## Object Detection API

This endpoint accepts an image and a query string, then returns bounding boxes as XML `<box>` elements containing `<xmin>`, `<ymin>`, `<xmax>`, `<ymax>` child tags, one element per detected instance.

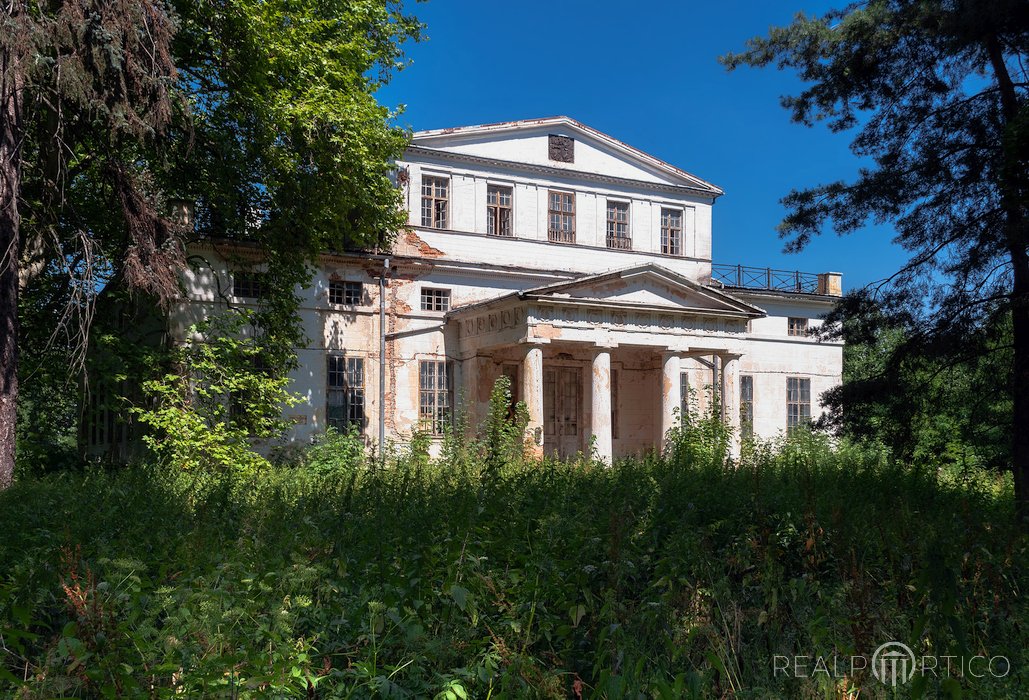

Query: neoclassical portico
<box><xmin>449</xmin><ymin>264</ymin><xmax>763</xmax><ymax>460</ymax></box>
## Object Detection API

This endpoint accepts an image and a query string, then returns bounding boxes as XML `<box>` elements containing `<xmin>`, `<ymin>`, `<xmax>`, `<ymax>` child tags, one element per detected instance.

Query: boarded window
<box><xmin>661</xmin><ymin>208</ymin><xmax>683</xmax><ymax>256</ymax></box>
<box><xmin>327</xmin><ymin>356</ymin><xmax>365</xmax><ymax>431</ymax></box>
<box><xmin>329</xmin><ymin>280</ymin><xmax>362</xmax><ymax>305</ymax></box>
<box><xmin>420</xmin><ymin>175</ymin><xmax>449</xmax><ymax>229</ymax></box>
<box><xmin>548</xmin><ymin>134</ymin><xmax>574</xmax><ymax>162</ymax></box>
<box><xmin>740</xmin><ymin>375</ymin><xmax>754</xmax><ymax>438</ymax></box>
<box><xmin>419</xmin><ymin>360</ymin><xmax>452</xmax><ymax>435</ymax></box>
<box><xmin>420</xmin><ymin>287</ymin><xmax>451</xmax><ymax>312</ymax></box>
<box><xmin>786</xmin><ymin>377</ymin><xmax>811</xmax><ymax>432</ymax></box>
<box><xmin>680</xmin><ymin>372</ymin><xmax>690</xmax><ymax>419</ymax></box>
<box><xmin>788</xmin><ymin>317</ymin><xmax>809</xmax><ymax>336</ymax></box>
<box><xmin>548</xmin><ymin>190</ymin><xmax>575</xmax><ymax>243</ymax></box>
<box><xmin>487</xmin><ymin>185</ymin><xmax>513</xmax><ymax>236</ymax></box>
<box><xmin>606</xmin><ymin>201</ymin><xmax>631</xmax><ymax>250</ymax></box>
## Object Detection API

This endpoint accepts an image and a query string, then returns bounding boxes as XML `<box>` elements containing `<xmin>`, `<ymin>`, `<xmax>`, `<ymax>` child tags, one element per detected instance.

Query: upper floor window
<box><xmin>329</xmin><ymin>280</ymin><xmax>362</xmax><ymax>306</ymax></box>
<box><xmin>421</xmin><ymin>175</ymin><xmax>449</xmax><ymax>229</ymax></box>
<box><xmin>487</xmin><ymin>185</ymin><xmax>513</xmax><ymax>236</ymax></box>
<box><xmin>233</xmin><ymin>271</ymin><xmax>267</xmax><ymax>299</ymax></box>
<box><xmin>421</xmin><ymin>287</ymin><xmax>451</xmax><ymax>312</ymax></box>
<box><xmin>661</xmin><ymin>208</ymin><xmax>682</xmax><ymax>256</ymax></box>
<box><xmin>606</xmin><ymin>201</ymin><xmax>631</xmax><ymax>250</ymax></box>
<box><xmin>786</xmin><ymin>377</ymin><xmax>811</xmax><ymax>432</ymax></box>
<box><xmin>548</xmin><ymin>190</ymin><xmax>575</xmax><ymax>243</ymax></box>
<box><xmin>788</xmin><ymin>317</ymin><xmax>809</xmax><ymax>336</ymax></box>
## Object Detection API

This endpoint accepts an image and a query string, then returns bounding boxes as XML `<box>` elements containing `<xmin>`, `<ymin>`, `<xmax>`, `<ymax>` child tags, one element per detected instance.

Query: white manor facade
<box><xmin>178</xmin><ymin>117</ymin><xmax>843</xmax><ymax>460</ymax></box>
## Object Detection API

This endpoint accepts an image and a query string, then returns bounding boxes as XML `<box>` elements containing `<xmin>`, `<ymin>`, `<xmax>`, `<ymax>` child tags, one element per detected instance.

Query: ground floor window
<box><xmin>611</xmin><ymin>368</ymin><xmax>619</xmax><ymax>439</ymax></box>
<box><xmin>419</xmin><ymin>360</ymin><xmax>452</xmax><ymax>435</ymax></box>
<box><xmin>327</xmin><ymin>355</ymin><xmax>365</xmax><ymax>431</ymax></box>
<box><xmin>501</xmin><ymin>363</ymin><xmax>519</xmax><ymax>419</ymax></box>
<box><xmin>786</xmin><ymin>377</ymin><xmax>810</xmax><ymax>431</ymax></box>
<box><xmin>740</xmin><ymin>375</ymin><xmax>754</xmax><ymax>438</ymax></box>
<box><xmin>679</xmin><ymin>372</ymin><xmax>690</xmax><ymax>418</ymax></box>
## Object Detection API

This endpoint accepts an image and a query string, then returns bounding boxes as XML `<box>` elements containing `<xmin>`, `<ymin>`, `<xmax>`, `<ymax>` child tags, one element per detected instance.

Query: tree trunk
<box><xmin>0</xmin><ymin>40</ymin><xmax>23</xmax><ymax>490</ymax></box>
<box><xmin>1011</xmin><ymin>253</ymin><xmax>1029</xmax><ymax>526</ymax></box>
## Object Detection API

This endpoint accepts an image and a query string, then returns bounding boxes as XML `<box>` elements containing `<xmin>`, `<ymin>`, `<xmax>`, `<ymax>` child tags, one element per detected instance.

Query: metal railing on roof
<box><xmin>711</xmin><ymin>263</ymin><xmax>821</xmax><ymax>294</ymax></box>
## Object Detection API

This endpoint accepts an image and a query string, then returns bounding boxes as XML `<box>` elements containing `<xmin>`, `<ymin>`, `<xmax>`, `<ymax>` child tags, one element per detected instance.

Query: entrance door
<box><xmin>544</xmin><ymin>366</ymin><xmax>582</xmax><ymax>459</ymax></box>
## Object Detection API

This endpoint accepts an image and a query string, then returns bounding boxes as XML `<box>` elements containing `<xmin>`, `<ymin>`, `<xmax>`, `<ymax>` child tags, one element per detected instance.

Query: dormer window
<box><xmin>606</xmin><ymin>200</ymin><xmax>631</xmax><ymax>250</ymax></box>
<box><xmin>420</xmin><ymin>175</ymin><xmax>449</xmax><ymax>229</ymax></box>
<box><xmin>548</xmin><ymin>135</ymin><xmax>574</xmax><ymax>162</ymax></box>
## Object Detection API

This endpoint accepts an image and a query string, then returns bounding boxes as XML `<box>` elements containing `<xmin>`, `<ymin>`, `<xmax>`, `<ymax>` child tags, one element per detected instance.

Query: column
<box><xmin>591</xmin><ymin>349</ymin><xmax>613</xmax><ymax>463</ymax></box>
<box><xmin>721</xmin><ymin>354</ymin><xmax>741</xmax><ymax>459</ymax></box>
<box><xmin>660</xmin><ymin>352</ymin><xmax>681</xmax><ymax>446</ymax></box>
<box><xmin>522</xmin><ymin>345</ymin><xmax>544</xmax><ymax>456</ymax></box>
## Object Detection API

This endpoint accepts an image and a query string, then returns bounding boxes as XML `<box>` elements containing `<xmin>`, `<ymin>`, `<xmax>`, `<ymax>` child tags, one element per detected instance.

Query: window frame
<box><xmin>420</xmin><ymin>175</ymin><xmax>450</xmax><ymax>229</ymax></box>
<box><xmin>547</xmin><ymin>190</ymin><xmax>576</xmax><ymax>243</ymax></box>
<box><xmin>419</xmin><ymin>359</ymin><xmax>453</xmax><ymax>436</ymax></box>
<box><xmin>786</xmin><ymin>376</ymin><xmax>811</xmax><ymax>432</ymax></box>
<box><xmin>232</xmin><ymin>271</ymin><xmax>267</xmax><ymax>299</ymax></box>
<box><xmin>420</xmin><ymin>287</ymin><xmax>451</xmax><ymax>312</ymax></box>
<box><xmin>788</xmin><ymin>317</ymin><xmax>809</xmax><ymax>337</ymax></box>
<box><xmin>329</xmin><ymin>280</ymin><xmax>363</xmax><ymax>306</ymax></box>
<box><xmin>679</xmin><ymin>371</ymin><xmax>690</xmax><ymax>419</ymax></box>
<box><xmin>661</xmin><ymin>208</ymin><xmax>683</xmax><ymax>256</ymax></box>
<box><xmin>327</xmin><ymin>355</ymin><xmax>365</xmax><ymax>432</ymax></box>
<box><xmin>487</xmin><ymin>184</ymin><xmax>514</xmax><ymax>237</ymax></box>
<box><xmin>606</xmin><ymin>200</ymin><xmax>631</xmax><ymax>250</ymax></box>
<box><xmin>611</xmin><ymin>368</ymin><xmax>620</xmax><ymax>439</ymax></box>
<box><xmin>740</xmin><ymin>374</ymin><xmax>754</xmax><ymax>438</ymax></box>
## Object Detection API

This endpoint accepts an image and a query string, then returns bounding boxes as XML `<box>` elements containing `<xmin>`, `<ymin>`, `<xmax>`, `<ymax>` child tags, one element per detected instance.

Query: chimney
<box><xmin>817</xmin><ymin>272</ymin><xmax>843</xmax><ymax>297</ymax></box>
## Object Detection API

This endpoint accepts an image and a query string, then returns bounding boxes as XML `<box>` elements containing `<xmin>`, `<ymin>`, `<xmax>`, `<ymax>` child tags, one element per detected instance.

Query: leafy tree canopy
<box><xmin>722</xmin><ymin>0</ymin><xmax>1029</xmax><ymax>519</ymax></box>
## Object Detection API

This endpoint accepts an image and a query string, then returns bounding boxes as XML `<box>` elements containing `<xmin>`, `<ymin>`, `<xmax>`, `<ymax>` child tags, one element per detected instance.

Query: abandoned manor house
<box><xmin>175</xmin><ymin>117</ymin><xmax>844</xmax><ymax>460</ymax></box>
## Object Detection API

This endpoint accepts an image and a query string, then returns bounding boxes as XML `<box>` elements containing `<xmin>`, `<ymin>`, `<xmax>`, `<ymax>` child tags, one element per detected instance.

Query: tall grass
<box><xmin>0</xmin><ymin>420</ymin><xmax>1024</xmax><ymax>698</ymax></box>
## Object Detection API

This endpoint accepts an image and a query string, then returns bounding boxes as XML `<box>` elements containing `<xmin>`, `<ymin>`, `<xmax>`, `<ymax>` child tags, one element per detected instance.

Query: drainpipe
<box><xmin>379</xmin><ymin>258</ymin><xmax>389</xmax><ymax>454</ymax></box>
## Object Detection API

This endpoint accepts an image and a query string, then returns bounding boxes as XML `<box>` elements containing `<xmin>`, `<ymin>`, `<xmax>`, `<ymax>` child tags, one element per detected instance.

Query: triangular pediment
<box><xmin>523</xmin><ymin>265</ymin><xmax>764</xmax><ymax>317</ymax></box>
<box><xmin>409</xmin><ymin>117</ymin><xmax>722</xmax><ymax>195</ymax></box>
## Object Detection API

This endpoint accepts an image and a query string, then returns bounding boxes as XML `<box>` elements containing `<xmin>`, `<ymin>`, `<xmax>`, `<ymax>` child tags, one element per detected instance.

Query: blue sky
<box><xmin>377</xmin><ymin>0</ymin><xmax>907</xmax><ymax>291</ymax></box>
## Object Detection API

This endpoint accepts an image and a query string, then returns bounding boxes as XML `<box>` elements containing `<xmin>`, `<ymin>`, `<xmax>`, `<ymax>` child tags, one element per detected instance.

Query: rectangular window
<box><xmin>740</xmin><ymin>375</ymin><xmax>754</xmax><ymax>438</ymax></box>
<box><xmin>327</xmin><ymin>356</ymin><xmax>365</xmax><ymax>431</ymax></box>
<box><xmin>606</xmin><ymin>201</ymin><xmax>631</xmax><ymax>250</ymax></box>
<box><xmin>329</xmin><ymin>280</ymin><xmax>362</xmax><ymax>306</ymax></box>
<box><xmin>548</xmin><ymin>190</ymin><xmax>575</xmax><ymax>243</ymax></box>
<box><xmin>788</xmin><ymin>317</ymin><xmax>809</xmax><ymax>336</ymax></box>
<box><xmin>611</xmin><ymin>368</ymin><xmax>619</xmax><ymax>439</ymax></box>
<box><xmin>420</xmin><ymin>175</ymin><xmax>449</xmax><ymax>229</ymax></box>
<box><xmin>420</xmin><ymin>287</ymin><xmax>451</xmax><ymax>312</ymax></box>
<box><xmin>501</xmin><ymin>363</ymin><xmax>520</xmax><ymax>419</ymax></box>
<box><xmin>487</xmin><ymin>185</ymin><xmax>513</xmax><ymax>236</ymax></box>
<box><xmin>786</xmin><ymin>377</ymin><xmax>811</xmax><ymax>432</ymax></box>
<box><xmin>661</xmin><ymin>208</ymin><xmax>683</xmax><ymax>256</ymax></box>
<box><xmin>680</xmin><ymin>372</ymin><xmax>690</xmax><ymax>419</ymax></box>
<box><xmin>419</xmin><ymin>360</ymin><xmax>452</xmax><ymax>435</ymax></box>
<box><xmin>233</xmin><ymin>271</ymin><xmax>267</xmax><ymax>299</ymax></box>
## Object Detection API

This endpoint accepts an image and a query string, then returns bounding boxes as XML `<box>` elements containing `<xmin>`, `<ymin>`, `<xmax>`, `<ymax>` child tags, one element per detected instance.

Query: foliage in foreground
<box><xmin>0</xmin><ymin>423</ymin><xmax>1024</xmax><ymax>698</ymax></box>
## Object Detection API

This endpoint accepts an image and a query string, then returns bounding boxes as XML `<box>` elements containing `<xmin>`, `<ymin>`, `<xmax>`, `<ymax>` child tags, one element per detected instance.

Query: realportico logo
<box><xmin>773</xmin><ymin>640</ymin><xmax>1010</xmax><ymax>687</ymax></box>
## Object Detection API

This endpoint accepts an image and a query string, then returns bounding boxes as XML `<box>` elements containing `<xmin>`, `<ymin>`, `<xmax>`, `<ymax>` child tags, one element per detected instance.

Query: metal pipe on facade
<box><xmin>379</xmin><ymin>258</ymin><xmax>389</xmax><ymax>454</ymax></box>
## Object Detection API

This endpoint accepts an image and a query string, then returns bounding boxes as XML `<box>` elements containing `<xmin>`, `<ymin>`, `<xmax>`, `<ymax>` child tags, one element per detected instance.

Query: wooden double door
<box><xmin>543</xmin><ymin>366</ymin><xmax>582</xmax><ymax>459</ymax></box>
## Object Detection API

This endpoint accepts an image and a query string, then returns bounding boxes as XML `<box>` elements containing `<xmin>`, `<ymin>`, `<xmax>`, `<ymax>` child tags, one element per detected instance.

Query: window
<box><xmin>229</xmin><ymin>353</ymin><xmax>273</xmax><ymax>431</ymax></box>
<box><xmin>786</xmin><ymin>377</ymin><xmax>811</xmax><ymax>432</ymax></box>
<box><xmin>680</xmin><ymin>372</ymin><xmax>690</xmax><ymax>418</ymax></box>
<box><xmin>740</xmin><ymin>375</ymin><xmax>754</xmax><ymax>438</ymax></box>
<box><xmin>420</xmin><ymin>175</ymin><xmax>449</xmax><ymax>229</ymax></box>
<box><xmin>233</xmin><ymin>271</ymin><xmax>267</xmax><ymax>299</ymax></box>
<box><xmin>661</xmin><ymin>208</ymin><xmax>683</xmax><ymax>256</ymax></box>
<box><xmin>788</xmin><ymin>317</ymin><xmax>809</xmax><ymax>336</ymax></box>
<box><xmin>501</xmin><ymin>364</ymin><xmax>520</xmax><ymax>419</ymax></box>
<box><xmin>487</xmin><ymin>185</ymin><xmax>513</xmax><ymax>236</ymax></box>
<box><xmin>420</xmin><ymin>287</ymin><xmax>451</xmax><ymax>312</ymax></box>
<box><xmin>327</xmin><ymin>356</ymin><xmax>365</xmax><ymax>431</ymax></box>
<box><xmin>548</xmin><ymin>134</ymin><xmax>574</xmax><ymax>162</ymax></box>
<box><xmin>611</xmin><ymin>368</ymin><xmax>619</xmax><ymax>439</ymax></box>
<box><xmin>419</xmin><ymin>360</ymin><xmax>452</xmax><ymax>435</ymax></box>
<box><xmin>548</xmin><ymin>190</ymin><xmax>575</xmax><ymax>243</ymax></box>
<box><xmin>606</xmin><ymin>201</ymin><xmax>631</xmax><ymax>250</ymax></box>
<box><xmin>329</xmin><ymin>280</ymin><xmax>362</xmax><ymax>305</ymax></box>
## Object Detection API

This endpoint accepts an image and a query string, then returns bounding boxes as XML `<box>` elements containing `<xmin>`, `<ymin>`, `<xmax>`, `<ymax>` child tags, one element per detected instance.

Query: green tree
<box><xmin>722</xmin><ymin>1</ymin><xmax>1029</xmax><ymax>520</ymax></box>
<box><xmin>2</xmin><ymin>0</ymin><xmax>420</xmax><ymax>485</ymax></box>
